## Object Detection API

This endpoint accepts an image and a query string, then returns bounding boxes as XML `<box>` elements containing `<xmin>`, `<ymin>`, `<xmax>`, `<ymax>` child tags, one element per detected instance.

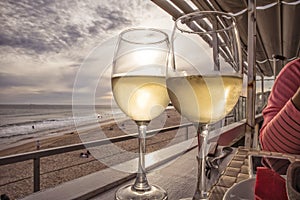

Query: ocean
<box><xmin>0</xmin><ymin>104</ymin><xmax>125</xmax><ymax>150</ymax></box>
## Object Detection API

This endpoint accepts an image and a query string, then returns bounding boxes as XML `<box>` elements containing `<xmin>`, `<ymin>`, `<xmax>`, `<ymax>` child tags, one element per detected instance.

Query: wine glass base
<box><xmin>180</xmin><ymin>191</ymin><xmax>209</xmax><ymax>200</ymax></box>
<box><xmin>115</xmin><ymin>184</ymin><xmax>168</xmax><ymax>200</ymax></box>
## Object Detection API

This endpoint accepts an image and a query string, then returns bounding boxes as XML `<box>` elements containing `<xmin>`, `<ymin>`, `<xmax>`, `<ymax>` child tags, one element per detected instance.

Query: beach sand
<box><xmin>0</xmin><ymin>109</ymin><xmax>195</xmax><ymax>199</ymax></box>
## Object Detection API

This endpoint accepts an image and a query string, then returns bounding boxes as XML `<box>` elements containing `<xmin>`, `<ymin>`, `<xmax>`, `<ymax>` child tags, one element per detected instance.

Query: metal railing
<box><xmin>0</xmin><ymin>123</ymin><xmax>192</xmax><ymax>192</ymax></box>
<box><xmin>0</xmin><ymin>114</ymin><xmax>264</xmax><ymax>193</ymax></box>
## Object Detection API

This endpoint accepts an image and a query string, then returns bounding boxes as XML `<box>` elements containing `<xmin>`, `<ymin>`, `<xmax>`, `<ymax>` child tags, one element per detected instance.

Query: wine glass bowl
<box><xmin>112</xmin><ymin>28</ymin><xmax>169</xmax><ymax>200</ymax></box>
<box><xmin>167</xmin><ymin>74</ymin><xmax>243</xmax><ymax>124</ymax></box>
<box><xmin>167</xmin><ymin>11</ymin><xmax>242</xmax><ymax>199</ymax></box>
<box><xmin>167</xmin><ymin>11</ymin><xmax>243</xmax><ymax>125</ymax></box>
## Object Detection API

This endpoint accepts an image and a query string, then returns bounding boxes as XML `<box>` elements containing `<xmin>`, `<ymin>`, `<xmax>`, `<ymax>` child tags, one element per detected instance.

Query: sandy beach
<box><xmin>0</xmin><ymin>109</ymin><xmax>194</xmax><ymax>200</ymax></box>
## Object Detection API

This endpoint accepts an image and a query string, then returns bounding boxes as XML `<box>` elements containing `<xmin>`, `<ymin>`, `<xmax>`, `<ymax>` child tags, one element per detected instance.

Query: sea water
<box><xmin>0</xmin><ymin>104</ymin><xmax>124</xmax><ymax>150</ymax></box>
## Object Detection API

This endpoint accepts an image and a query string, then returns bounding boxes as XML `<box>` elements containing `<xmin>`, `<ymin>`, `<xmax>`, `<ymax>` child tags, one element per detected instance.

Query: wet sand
<box><xmin>0</xmin><ymin>109</ymin><xmax>194</xmax><ymax>200</ymax></box>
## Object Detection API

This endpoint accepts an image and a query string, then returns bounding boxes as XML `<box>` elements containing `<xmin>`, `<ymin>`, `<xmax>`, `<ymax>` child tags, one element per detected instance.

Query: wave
<box><xmin>0</xmin><ymin>119</ymin><xmax>58</xmax><ymax>128</ymax></box>
<box><xmin>0</xmin><ymin>114</ymin><xmax>111</xmax><ymax>138</ymax></box>
<box><xmin>0</xmin><ymin>105</ymin><xmax>126</xmax><ymax>149</ymax></box>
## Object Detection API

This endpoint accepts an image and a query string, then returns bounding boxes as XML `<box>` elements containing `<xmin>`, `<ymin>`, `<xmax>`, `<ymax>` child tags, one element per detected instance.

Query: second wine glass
<box><xmin>167</xmin><ymin>11</ymin><xmax>243</xmax><ymax>199</ymax></box>
<box><xmin>112</xmin><ymin>28</ymin><xmax>169</xmax><ymax>200</ymax></box>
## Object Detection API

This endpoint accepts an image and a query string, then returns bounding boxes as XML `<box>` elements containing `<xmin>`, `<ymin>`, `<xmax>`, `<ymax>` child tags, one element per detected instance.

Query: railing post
<box><xmin>185</xmin><ymin>126</ymin><xmax>189</xmax><ymax>140</ymax></box>
<box><xmin>245</xmin><ymin>0</ymin><xmax>257</xmax><ymax>148</ymax></box>
<box><xmin>0</xmin><ymin>123</ymin><xmax>194</xmax><ymax>194</ymax></box>
<box><xmin>252</xmin><ymin>122</ymin><xmax>260</xmax><ymax>149</ymax></box>
<box><xmin>261</xmin><ymin>75</ymin><xmax>265</xmax><ymax>107</ymax></box>
<box><xmin>33</xmin><ymin>157</ymin><xmax>40</xmax><ymax>192</ymax></box>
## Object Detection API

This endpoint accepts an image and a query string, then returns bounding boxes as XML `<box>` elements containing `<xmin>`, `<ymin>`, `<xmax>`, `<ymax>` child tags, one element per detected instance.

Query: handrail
<box><xmin>0</xmin><ymin>114</ymin><xmax>264</xmax><ymax>193</ymax></box>
<box><xmin>0</xmin><ymin>122</ymin><xmax>193</xmax><ymax>192</ymax></box>
<box><xmin>0</xmin><ymin>123</ymin><xmax>192</xmax><ymax>165</ymax></box>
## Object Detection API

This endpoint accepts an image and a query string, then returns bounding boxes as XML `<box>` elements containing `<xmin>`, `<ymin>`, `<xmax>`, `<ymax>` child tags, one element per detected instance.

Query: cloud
<box><xmin>0</xmin><ymin>0</ymin><xmax>173</xmax><ymax>104</ymax></box>
<box><xmin>94</xmin><ymin>5</ymin><xmax>132</xmax><ymax>30</ymax></box>
<box><xmin>0</xmin><ymin>90</ymin><xmax>74</xmax><ymax>104</ymax></box>
<box><xmin>0</xmin><ymin>72</ymin><xmax>41</xmax><ymax>88</ymax></box>
<box><xmin>0</xmin><ymin>0</ymin><xmax>148</xmax><ymax>56</ymax></box>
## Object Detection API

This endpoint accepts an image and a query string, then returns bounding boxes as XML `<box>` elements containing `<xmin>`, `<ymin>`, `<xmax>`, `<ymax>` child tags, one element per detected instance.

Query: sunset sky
<box><xmin>0</xmin><ymin>0</ymin><xmax>173</xmax><ymax>105</ymax></box>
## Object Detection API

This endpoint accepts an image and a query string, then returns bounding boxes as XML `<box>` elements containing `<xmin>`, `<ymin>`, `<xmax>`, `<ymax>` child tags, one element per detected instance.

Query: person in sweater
<box><xmin>259</xmin><ymin>58</ymin><xmax>300</xmax><ymax>154</ymax></box>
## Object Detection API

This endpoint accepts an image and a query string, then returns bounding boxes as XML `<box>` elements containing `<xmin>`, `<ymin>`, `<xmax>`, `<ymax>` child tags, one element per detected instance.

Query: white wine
<box><xmin>167</xmin><ymin>75</ymin><xmax>242</xmax><ymax>124</ymax></box>
<box><xmin>112</xmin><ymin>76</ymin><xmax>169</xmax><ymax>122</ymax></box>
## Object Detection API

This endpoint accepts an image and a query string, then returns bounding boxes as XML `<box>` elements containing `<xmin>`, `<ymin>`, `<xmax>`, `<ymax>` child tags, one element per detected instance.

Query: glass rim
<box><xmin>119</xmin><ymin>28</ymin><xmax>169</xmax><ymax>45</ymax></box>
<box><xmin>175</xmin><ymin>11</ymin><xmax>237</xmax><ymax>34</ymax></box>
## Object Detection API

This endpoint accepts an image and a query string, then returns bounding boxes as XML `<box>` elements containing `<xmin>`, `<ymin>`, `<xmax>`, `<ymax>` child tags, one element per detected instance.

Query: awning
<box><xmin>151</xmin><ymin>0</ymin><xmax>300</xmax><ymax>77</ymax></box>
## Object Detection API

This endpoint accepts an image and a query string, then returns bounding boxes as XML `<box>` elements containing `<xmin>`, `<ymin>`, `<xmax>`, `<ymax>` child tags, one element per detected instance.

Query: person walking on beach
<box><xmin>259</xmin><ymin>58</ymin><xmax>300</xmax><ymax>154</ymax></box>
<box><xmin>36</xmin><ymin>140</ymin><xmax>40</xmax><ymax>150</ymax></box>
<box><xmin>0</xmin><ymin>194</ymin><xmax>10</xmax><ymax>200</ymax></box>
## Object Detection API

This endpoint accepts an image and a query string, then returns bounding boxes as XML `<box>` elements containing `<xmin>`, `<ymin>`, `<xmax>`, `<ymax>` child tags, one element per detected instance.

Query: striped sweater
<box><xmin>260</xmin><ymin>58</ymin><xmax>300</xmax><ymax>154</ymax></box>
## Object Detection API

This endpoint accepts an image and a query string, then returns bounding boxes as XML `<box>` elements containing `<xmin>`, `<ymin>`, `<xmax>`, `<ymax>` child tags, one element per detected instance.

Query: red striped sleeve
<box><xmin>260</xmin><ymin>100</ymin><xmax>300</xmax><ymax>154</ymax></box>
<box><xmin>260</xmin><ymin>59</ymin><xmax>300</xmax><ymax>154</ymax></box>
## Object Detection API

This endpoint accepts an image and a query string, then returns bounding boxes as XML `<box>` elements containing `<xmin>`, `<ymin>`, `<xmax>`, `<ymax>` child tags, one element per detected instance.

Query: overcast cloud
<box><xmin>0</xmin><ymin>0</ymin><xmax>172</xmax><ymax>104</ymax></box>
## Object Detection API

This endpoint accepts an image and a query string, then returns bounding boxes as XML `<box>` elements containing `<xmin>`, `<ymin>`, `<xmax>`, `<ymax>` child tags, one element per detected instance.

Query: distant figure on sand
<box><xmin>80</xmin><ymin>150</ymin><xmax>90</xmax><ymax>158</ymax></box>
<box><xmin>1</xmin><ymin>193</ymin><xmax>10</xmax><ymax>200</ymax></box>
<box><xmin>32</xmin><ymin>125</ymin><xmax>35</xmax><ymax>129</ymax></box>
<box><xmin>36</xmin><ymin>140</ymin><xmax>40</xmax><ymax>150</ymax></box>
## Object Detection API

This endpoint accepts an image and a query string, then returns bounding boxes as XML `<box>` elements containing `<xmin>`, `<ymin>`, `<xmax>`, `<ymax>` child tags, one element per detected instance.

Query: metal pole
<box><xmin>185</xmin><ymin>126</ymin><xmax>189</xmax><ymax>140</ymax></box>
<box><xmin>261</xmin><ymin>75</ymin><xmax>264</xmax><ymax>106</ymax></box>
<box><xmin>245</xmin><ymin>0</ymin><xmax>257</xmax><ymax>148</ymax></box>
<box><xmin>253</xmin><ymin>123</ymin><xmax>259</xmax><ymax>149</ymax></box>
<box><xmin>273</xmin><ymin>55</ymin><xmax>277</xmax><ymax>79</ymax></box>
<box><xmin>241</xmin><ymin>97</ymin><xmax>244</xmax><ymax>119</ymax></box>
<box><xmin>212</xmin><ymin>19</ymin><xmax>220</xmax><ymax>71</ymax></box>
<box><xmin>33</xmin><ymin>157</ymin><xmax>40</xmax><ymax>192</ymax></box>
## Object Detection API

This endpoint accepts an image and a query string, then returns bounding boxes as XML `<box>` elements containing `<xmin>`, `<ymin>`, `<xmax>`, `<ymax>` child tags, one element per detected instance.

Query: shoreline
<box><xmin>0</xmin><ymin>109</ymin><xmax>191</xmax><ymax>200</ymax></box>
<box><xmin>0</xmin><ymin>116</ymin><xmax>128</xmax><ymax>156</ymax></box>
<box><xmin>0</xmin><ymin>107</ymin><xmax>181</xmax><ymax>156</ymax></box>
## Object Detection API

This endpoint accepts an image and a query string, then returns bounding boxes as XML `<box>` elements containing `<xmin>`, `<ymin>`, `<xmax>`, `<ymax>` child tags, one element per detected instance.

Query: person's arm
<box><xmin>260</xmin><ymin>99</ymin><xmax>300</xmax><ymax>154</ymax></box>
<box><xmin>260</xmin><ymin>59</ymin><xmax>300</xmax><ymax>154</ymax></box>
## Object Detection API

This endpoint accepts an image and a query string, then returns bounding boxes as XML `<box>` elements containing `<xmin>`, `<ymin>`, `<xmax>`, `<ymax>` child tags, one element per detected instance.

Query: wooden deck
<box><xmin>19</xmin><ymin>137</ymin><xmax>236</xmax><ymax>200</ymax></box>
<box><xmin>18</xmin><ymin>114</ymin><xmax>300</xmax><ymax>200</ymax></box>
<box><xmin>20</xmin><ymin>141</ymin><xmax>300</xmax><ymax>200</ymax></box>
<box><xmin>91</xmin><ymin>146</ymin><xmax>236</xmax><ymax>200</ymax></box>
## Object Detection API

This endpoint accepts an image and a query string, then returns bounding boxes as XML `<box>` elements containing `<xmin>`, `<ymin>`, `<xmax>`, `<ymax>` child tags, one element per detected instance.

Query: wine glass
<box><xmin>112</xmin><ymin>28</ymin><xmax>169</xmax><ymax>200</ymax></box>
<box><xmin>166</xmin><ymin>11</ymin><xmax>243</xmax><ymax>199</ymax></box>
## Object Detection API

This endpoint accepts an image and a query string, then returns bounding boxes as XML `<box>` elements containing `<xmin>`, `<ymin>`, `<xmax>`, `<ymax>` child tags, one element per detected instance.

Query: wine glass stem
<box><xmin>132</xmin><ymin>124</ymin><xmax>151</xmax><ymax>191</ymax></box>
<box><xmin>194</xmin><ymin>124</ymin><xmax>209</xmax><ymax>199</ymax></box>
